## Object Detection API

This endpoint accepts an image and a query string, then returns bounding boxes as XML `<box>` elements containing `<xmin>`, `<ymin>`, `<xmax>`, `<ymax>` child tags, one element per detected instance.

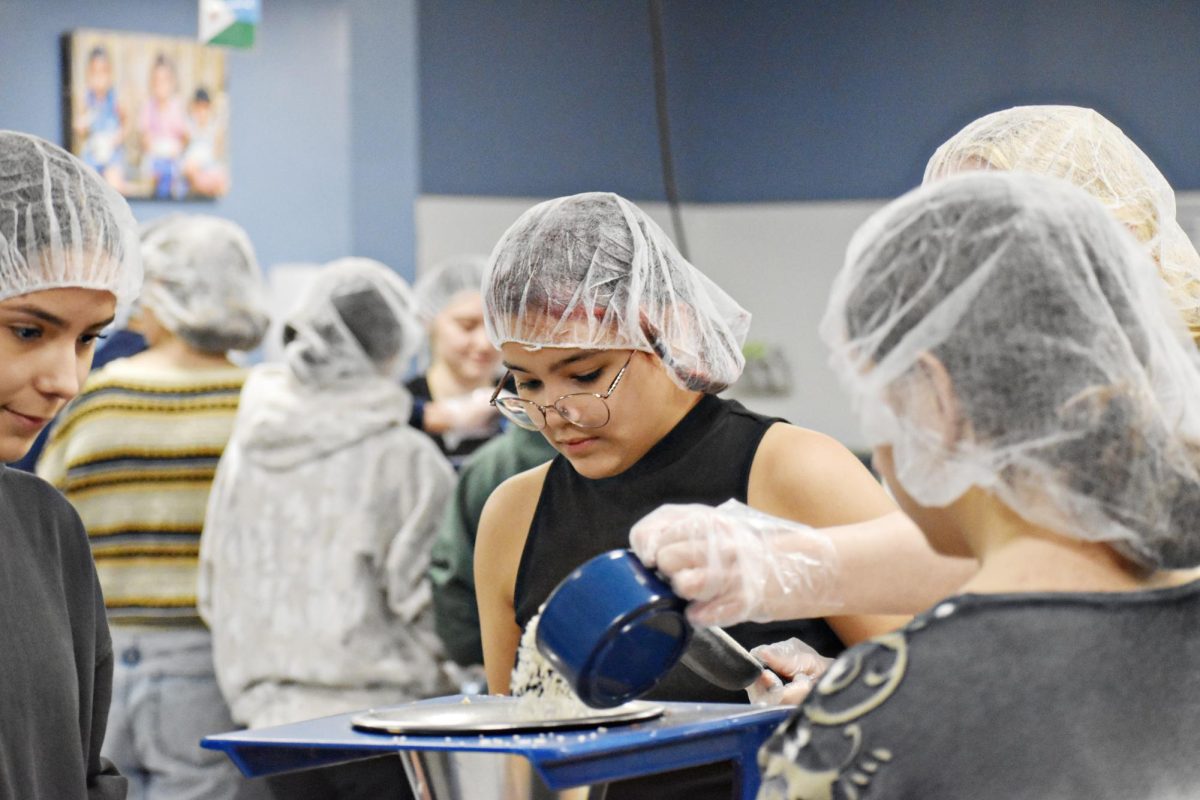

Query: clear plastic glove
<box><xmin>629</xmin><ymin>499</ymin><xmax>841</xmax><ymax>627</ymax></box>
<box><xmin>746</xmin><ymin>638</ymin><xmax>832</xmax><ymax>706</ymax></box>
<box><xmin>436</xmin><ymin>387</ymin><xmax>500</xmax><ymax>449</ymax></box>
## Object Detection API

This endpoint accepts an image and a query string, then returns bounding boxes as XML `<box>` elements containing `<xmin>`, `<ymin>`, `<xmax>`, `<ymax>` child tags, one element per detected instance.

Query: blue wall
<box><xmin>419</xmin><ymin>0</ymin><xmax>1200</xmax><ymax>202</ymax></box>
<box><xmin>350</xmin><ymin>0</ymin><xmax>421</xmax><ymax>278</ymax></box>
<box><xmin>418</xmin><ymin>0</ymin><xmax>665</xmax><ymax>200</ymax></box>
<box><xmin>0</xmin><ymin>0</ymin><xmax>421</xmax><ymax>280</ymax></box>
<box><xmin>4</xmin><ymin>1</ymin><xmax>1198</xmax><ymax>262</ymax></box>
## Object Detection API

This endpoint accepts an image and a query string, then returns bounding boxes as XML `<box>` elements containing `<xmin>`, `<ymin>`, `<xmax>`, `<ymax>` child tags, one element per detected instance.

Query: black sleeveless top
<box><xmin>514</xmin><ymin>393</ymin><xmax>846</xmax><ymax>704</ymax></box>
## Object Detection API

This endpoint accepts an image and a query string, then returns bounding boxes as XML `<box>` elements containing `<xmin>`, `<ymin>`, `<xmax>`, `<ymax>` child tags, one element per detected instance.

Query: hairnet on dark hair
<box><xmin>822</xmin><ymin>171</ymin><xmax>1200</xmax><ymax>569</ymax></box>
<box><xmin>332</xmin><ymin>286</ymin><xmax>404</xmax><ymax>365</ymax></box>
<box><xmin>483</xmin><ymin>192</ymin><xmax>749</xmax><ymax>393</ymax></box>
<box><xmin>283</xmin><ymin>257</ymin><xmax>422</xmax><ymax>387</ymax></box>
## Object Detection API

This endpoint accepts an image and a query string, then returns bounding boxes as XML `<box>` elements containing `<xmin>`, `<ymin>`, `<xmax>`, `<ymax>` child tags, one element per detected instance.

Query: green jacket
<box><xmin>428</xmin><ymin>426</ymin><xmax>557</xmax><ymax>665</ymax></box>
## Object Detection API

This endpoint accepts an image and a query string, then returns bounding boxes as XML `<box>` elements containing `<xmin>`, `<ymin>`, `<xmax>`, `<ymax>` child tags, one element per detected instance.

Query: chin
<box><xmin>0</xmin><ymin>439</ymin><xmax>33</xmax><ymax>464</ymax></box>
<box><xmin>569</xmin><ymin>460</ymin><xmax>616</xmax><ymax>480</ymax></box>
<box><xmin>562</xmin><ymin>449</ymin><xmax>634</xmax><ymax>480</ymax></box>
<box><xmin>911</xmin><ymin>518</ymin><xmax>973</xmax><ymax>558</ymax></box>
<box><xmin>455</xmin><ymin>363</ymin><xmax>492</xmax><ymax>385</ymax></box>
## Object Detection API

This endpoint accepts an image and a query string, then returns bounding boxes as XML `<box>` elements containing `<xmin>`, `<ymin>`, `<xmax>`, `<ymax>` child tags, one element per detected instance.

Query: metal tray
<box><xmin>351</xmin><ymin>695</ymin><xmax>665</xmax><ymax>735</ymax></box>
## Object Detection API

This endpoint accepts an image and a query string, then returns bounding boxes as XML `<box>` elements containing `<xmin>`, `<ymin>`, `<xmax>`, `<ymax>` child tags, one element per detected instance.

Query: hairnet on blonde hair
<box><xmin>139</xmin><ymin>215</ymin><xmax>270</xmax><ymax>353</ymax></box>
<box><xmin>822</xmin><ymin>171</ymin><xmax>1200</xmax><ymax>569</ymax></box>
<box><xmin>414</xmin><ymin>254</ymin><xmax>487</xmax><ymax>325</ymax></box>
<box><xmin>0</xmin><ymin>130</ymin><xmax>141</xmax><ymax>316</ymax></box>
<box><xmin>924</xmin><ymin>105</ymin><xmax>1200</xmax><ymax>341</ymax></box>
<box><xmin>483</xmin><ymin>192</ymin><xmax>749</xmax><ymax>393</ymax></box>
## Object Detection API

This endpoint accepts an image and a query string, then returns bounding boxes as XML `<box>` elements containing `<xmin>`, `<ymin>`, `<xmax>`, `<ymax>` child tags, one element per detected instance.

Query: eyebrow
<box><xmin>7</xmin><ymin>305</ymin><xmax>67</xmax><ymax>328</ymax></box>
<box><xmin>502</xmin><ymin>351</ymin><xmax>604</xmax><ymax>374</ymax></box>
<box><xmin>5</xmin><ymin>305</ymin><xmax>114</xmax><ymax>331</ymax></box>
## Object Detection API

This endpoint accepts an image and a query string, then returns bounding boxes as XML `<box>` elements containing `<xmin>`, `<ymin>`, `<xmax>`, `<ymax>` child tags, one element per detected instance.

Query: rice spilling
<box><xmin>509</xmin><ymin>612</ymin><xmax>597</xmax><ymax>720</ymax></box>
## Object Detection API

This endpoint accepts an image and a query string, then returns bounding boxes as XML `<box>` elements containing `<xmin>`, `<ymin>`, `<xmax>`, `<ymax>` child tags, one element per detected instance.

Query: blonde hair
<box><xmin>925</xmin><ymin>106</ymin><xmax>1200</xmax><ymax>342</ymax></box>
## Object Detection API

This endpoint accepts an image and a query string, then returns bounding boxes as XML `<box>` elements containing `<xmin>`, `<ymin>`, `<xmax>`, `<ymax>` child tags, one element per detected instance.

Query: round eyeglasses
<box><xmin>489</xmin><ymin>353</ymin><xmax>633</xmax><ymax>432</ymax></box>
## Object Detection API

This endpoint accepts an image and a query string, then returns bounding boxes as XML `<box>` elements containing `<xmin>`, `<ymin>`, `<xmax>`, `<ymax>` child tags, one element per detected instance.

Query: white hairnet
<box><xmin>0</xmin><ymin>130</ymin><xmax>141</xmax><ymax>316</ymax></box>
<box><xmin>483</xmin><ymin>192</ymin><xmax>750</xmax><ymax>393</ymax></box>
<box><xmin>924</xmin><ymin>105</ymin><xmax>1200</xmax><ymax>342</ymax></box>
<box><xmin>821</xmin><ymin>171</ymin><xmax>1200</xmax><ymax>569</ymax></box>
<box><xmin>139</xmin><ymin>214</ymin><xmax>270</xmax><ymax>353</ymax></box>
<box><xmin>261</xmin><ymin>262</ymin><xmax>322</xmax><ymax>365</ymax></box>
<box><xmin>282</xmin><ymin>257</ymin><xmax>422</xmax><ymax>387</ymax></box>
<box><xmin>414</xmin><ymin>254</ymin><xmax>487</xmax><ymax>324</ymax></box>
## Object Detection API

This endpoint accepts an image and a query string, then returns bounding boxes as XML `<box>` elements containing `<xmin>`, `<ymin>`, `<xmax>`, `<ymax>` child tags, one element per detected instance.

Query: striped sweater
<box><xmin>38</xmin><ymin>358</ymin><xmax>247</xmax><ymax>628</ymax></box>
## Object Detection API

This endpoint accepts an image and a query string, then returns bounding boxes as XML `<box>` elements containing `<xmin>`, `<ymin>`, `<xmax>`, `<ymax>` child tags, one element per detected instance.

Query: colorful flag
<box><xmin>200</xmin><ymin>0</ymin><xmax>259</xmax><ymax>49</ymax></box>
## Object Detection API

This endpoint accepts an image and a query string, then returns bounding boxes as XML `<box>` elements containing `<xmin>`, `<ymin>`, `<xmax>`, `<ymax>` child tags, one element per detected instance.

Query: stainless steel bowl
<box><xmin>402</xmin><ymin>750</ymin><xmax>603</xmax><ymax>800</ymax></box>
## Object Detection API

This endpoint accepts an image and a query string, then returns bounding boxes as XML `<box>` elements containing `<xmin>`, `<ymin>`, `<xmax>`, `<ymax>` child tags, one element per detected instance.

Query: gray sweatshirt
<box><xmin>0</xmin><ymin>466</ymin><xmax>125</xmax><ymax>799</ymax></box>
<box><xmin>199</xmin><ymin>366</ymin><xmax>457</xmax><ymax>728</ymax></box>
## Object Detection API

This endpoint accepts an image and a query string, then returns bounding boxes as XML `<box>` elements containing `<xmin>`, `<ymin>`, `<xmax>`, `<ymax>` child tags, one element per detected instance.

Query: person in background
<box><xmin>758</xmin><ymin>171</ymin><xmax>1200</xmax><ymax>800</ymax></box>
<box><xmin>407</xmin><ymin>255</ymin><xmax>503</xmax><ymax>467</ymax></box>
<box><xmin>38</xmin><ymin>214</ymin><xmax>270</xmax><ymax>800</ymax></box>
<box><xmin>200</xmin><ymin>258</ymin><xmax>456</xmax><ymax>800</ymax></box>
<box><xmin>632</xmin><ymin>104</ymin><xmax>1200</xmax><ymax>702</ymax></box>
<box><xmin>475</xmin><ymin>192</ymin><xmax>901</xmax><ymax>800</ymax></box>
<box><xmin>0</xmin><ymin>129</ymin><xmax>141</xmax><ymax>799</ymax></box>
<box><xmin>429</xmin><ymin>424</ymin><xmax>557</xmax><ymax>670</ymax></box>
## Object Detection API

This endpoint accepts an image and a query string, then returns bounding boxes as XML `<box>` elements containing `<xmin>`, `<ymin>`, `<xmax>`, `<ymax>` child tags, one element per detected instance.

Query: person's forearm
<box><xmin>770</xmin><ymin>510</ymin><xmax>977</xmax><ymax>618</ymax></box>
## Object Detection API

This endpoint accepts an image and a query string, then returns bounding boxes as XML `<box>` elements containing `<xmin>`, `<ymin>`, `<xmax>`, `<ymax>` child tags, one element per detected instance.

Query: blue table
<box><xmin>202</xmin><ymin>697</ymin><xmax>791</xmax><ymax>798</ymax></box>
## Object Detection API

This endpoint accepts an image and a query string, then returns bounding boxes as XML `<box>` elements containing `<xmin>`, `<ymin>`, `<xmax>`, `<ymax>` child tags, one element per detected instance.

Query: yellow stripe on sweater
<box><xmin>51</xmin><ymin>402</ymin><xmax>241</xmax><ymax>442</ymax></box>
<box><xmin>104</xmin><ymin>596</ymin><xmax>199</xmax><ymax>609</ymax></box>
<box><xmin>93</xmin><ymin>544</ymin><xmax>201</xmax><ymax>558</ymax></box>
<box><xmin>64</xmin><ymin>468</ymin><xmax>217</xmax><ymax>493</ymax></box>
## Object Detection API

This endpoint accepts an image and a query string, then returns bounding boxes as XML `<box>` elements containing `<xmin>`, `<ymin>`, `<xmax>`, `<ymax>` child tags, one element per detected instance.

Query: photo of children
<box><xmin>63</xmin><ymin>29</ymin><xmax>230</xmax><ymax>200</ymax></box>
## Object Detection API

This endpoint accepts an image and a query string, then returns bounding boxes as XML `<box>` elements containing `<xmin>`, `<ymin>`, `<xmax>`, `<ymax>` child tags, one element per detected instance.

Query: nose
<box><xmin>540</xmin><ymin>402</ymin><xmax>572</xmax><ymax>432</ymax></box>
<box><xmin>33</xmin><ymin>341</ymin><xmax>84</xmax><ymax>402</ymax></box>
<box><xmin>471</xmin><ymin>329</ymin><xmax>495</xmax><ymax>355</ymax></box>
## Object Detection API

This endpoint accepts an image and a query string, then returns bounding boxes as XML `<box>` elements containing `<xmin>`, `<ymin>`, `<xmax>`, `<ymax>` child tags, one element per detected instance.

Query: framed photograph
<box><xmin>62</xmin><ymin>29</ymin><xmax>230</xmax><ymax>200</ymax></box>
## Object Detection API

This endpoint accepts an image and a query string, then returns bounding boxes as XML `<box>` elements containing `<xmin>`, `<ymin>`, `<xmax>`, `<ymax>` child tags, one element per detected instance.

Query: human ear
<box><xmin>914</xmin><ymin>352</ymin><xmax>965</xmax><ymax>449</ymax></box>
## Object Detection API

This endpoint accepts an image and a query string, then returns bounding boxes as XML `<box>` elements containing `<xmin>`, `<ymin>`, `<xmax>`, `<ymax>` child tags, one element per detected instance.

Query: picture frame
<box><xmin>62</xmin><ymin>28</ymin><xmax>230</xmax><ymax>200</ymax></box>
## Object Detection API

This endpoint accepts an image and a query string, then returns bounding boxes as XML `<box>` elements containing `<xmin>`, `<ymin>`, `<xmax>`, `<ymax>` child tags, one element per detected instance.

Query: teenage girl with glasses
<box><xmin>473</xmin><ymin>192</ymin><xmax>903</xmax><ymax>800</ymax></box>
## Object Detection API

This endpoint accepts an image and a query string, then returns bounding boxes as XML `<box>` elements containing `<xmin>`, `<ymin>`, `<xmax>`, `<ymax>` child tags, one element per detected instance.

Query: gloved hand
<box><xmin>629</xmin><ymin>499</ymin><xmax>841</xmax><ymax>627</ymax></box>
<box><xmin>746</xmin><ymin>638</ymin><xmax>832</xmax><ymax>706</ymax></box>
<box><xmin>433</xmin><ymin>388</ymin><xmax>500</xmax><ymax>450</ymax></box>
<box><xmin>440</xmin><ymin>387</ymin><xmax>500</xmax><ymax>432</ymax></box>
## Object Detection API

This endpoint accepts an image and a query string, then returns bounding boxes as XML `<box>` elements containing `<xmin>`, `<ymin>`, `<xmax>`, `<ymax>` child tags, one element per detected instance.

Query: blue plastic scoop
<box><xmin>535</xmin><ymin>549</ymin><xmax>769</xmax><ymax>708</ymax></box>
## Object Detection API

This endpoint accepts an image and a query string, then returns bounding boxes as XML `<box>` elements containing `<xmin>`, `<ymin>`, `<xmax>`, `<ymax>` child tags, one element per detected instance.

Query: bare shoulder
<box><xmin>482</xmin><ymin>460</ymin><xmax>553</xmax><ymax>528</ymax></box>
<box><xmin>755</xmin><ymin>422</ymin><xmax>866</xmax><ymax>473</ymax></box>
<box><xmin>748</xmin><ymin>422</ymin><xmax>895</xmax><ymax>527</ymax></box>
<box><xmin>476</xmin><ymin>460</ymin><xmax>553</xmax><ymax>693</ymax></box>
<box><xmin>476</xmin><ymin>460</ymin><xmax>554</xmax><ymax>592</ymax></box>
